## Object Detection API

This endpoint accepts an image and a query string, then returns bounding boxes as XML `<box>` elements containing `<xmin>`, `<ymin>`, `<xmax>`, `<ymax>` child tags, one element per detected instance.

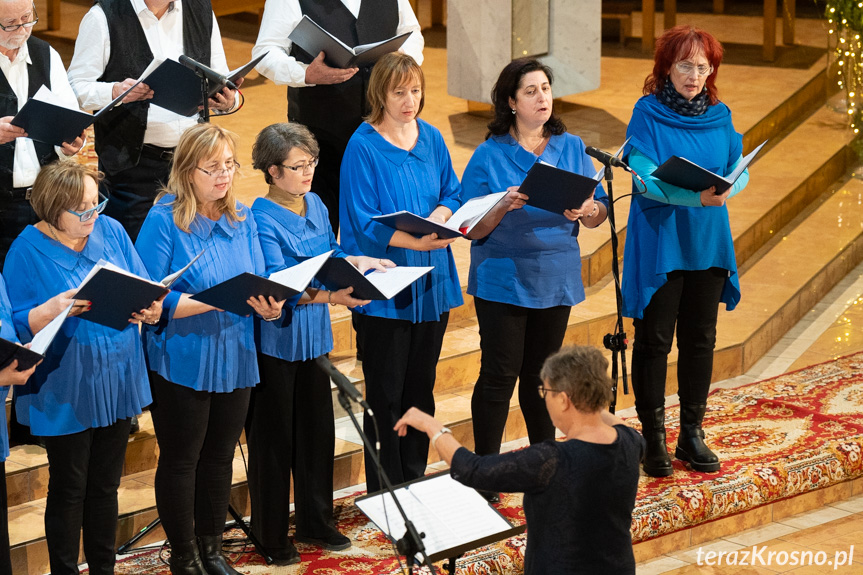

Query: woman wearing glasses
<box><xmin>3</xmin><ymin>161</ymin><xmax>159</xmax><ymax>575</ymax></box>
<box><xmin>245</xmin><ymin>123</ymin><xmax>392</xmax><ymax>563</ymax></box>
<box><xmin>623</xmin><ymin>26</ymin><xmax>749</xmax><ymax>477</ymax></box>
<box><xmin>136</xmin><ymin>123</ymin><xmax>283</xmax><ymax>575</ymax></box>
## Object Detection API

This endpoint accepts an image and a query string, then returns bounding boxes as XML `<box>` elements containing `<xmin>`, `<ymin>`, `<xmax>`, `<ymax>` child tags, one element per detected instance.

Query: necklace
<box><xmin>47</xmin><ymin>223</ymin><xmax>61</xmax><ymax>244</ymax></box>
<box><xmin>513</xmin><ymin>130</ymin><xmax>546</xmax><ymax>155</ymax></box>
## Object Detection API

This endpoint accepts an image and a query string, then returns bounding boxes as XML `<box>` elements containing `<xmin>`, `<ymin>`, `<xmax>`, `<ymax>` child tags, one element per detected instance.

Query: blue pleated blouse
<box><xmin>339</xmin><ymin>119</ymin><xmax>464</xmax><ymax>323</ymax></box>
<box><xmin>3</xmin><ymin>217</ymin><xmax>152</xmax><ymax>436</ymax></box>
<box><xmin>253</xmin><ymin>194</ymin><xmax>346</xmax><ymax>362</ymax></box>
<box><xmin>622</xmin><ymin>95</ymin><xmax>745</xmax><ymax>320</ymax></box>
<box><xmin>461</xmin><ymin>132</ymin><xmax>609</xmax><ymax>309</ymax></box>
<box><xmin>135</xmin><ymin>196</ymin><xmax>264</xmax><ymax>393</ymax></box>
<box><xmin>0</xmin><ymin>276</ymin><xmax>19</xmax><ymax>460</ymax></box>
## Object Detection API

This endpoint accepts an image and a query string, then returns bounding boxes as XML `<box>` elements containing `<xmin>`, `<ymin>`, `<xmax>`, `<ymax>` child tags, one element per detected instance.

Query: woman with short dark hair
<box><xmin>461</xmin><ymin>59</ymin><xmax>609</xmax><ymax>498</ymax></box>
<box><xmin>245</xmin><ymin>122</ymin><xmax>392</xmax><ymax>563</ymax></box>
<box><xmin>395</xmin><ymin>345</ymin><xmax>644</xmax><ymax>575</ymax></box>
<box><xmin>623</xmin><ymin>26</ymin><xmax>749</xmax><ymax>477</ymax></box>
<box><xmin>339</xmin><ymin>52</ymin><xmax>463</xmax><ymax>493</ymax></box>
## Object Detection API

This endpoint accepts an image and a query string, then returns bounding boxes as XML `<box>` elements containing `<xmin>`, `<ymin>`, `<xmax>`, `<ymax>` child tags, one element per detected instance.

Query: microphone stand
<box><xmin>197</xmin><ymin>72</ymin><xmax>211</xmax><ymax>123</ymax></box>
<box><xmin>596</xmin><ymin>161</ymin><xmax>629</xmax><ymax>413</ymax></box>
<box><xmin>336</xmin><ymin>390</ymin><xmax>437</xmax><ymax>574</ymax></box>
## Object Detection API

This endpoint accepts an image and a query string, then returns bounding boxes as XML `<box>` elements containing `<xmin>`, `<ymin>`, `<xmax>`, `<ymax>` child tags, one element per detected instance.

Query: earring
<box><xmin>511</xmin><ymin>109</ymin><xmax>516</xmax><ymax>114</ymax></box>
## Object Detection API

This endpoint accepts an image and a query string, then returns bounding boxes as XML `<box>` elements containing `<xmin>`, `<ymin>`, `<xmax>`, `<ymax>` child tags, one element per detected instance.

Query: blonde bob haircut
<box><xmin>30</xmin><ymin>161</ymin><xmax>103</xmax><ymax>230</ymax></box>
<box><xmin>157</xmin><ymin>123</ymin><xmax>244</xmax><ymax>233</ymax></box>
<box><xmin>365</xmin><ymin>52</ymin><xmax>425</xmax><ymax>125</ymax></box>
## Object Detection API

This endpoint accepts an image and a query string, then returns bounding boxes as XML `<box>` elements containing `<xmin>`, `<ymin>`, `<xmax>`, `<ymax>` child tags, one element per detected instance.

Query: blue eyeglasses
<box><xmin>67</xmin><ymin>193</ymin><xmax>108</xmax><ymax>222</ymax></box>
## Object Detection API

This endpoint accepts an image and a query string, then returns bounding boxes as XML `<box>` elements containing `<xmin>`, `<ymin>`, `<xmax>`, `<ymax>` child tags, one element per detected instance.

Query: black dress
<box><xmin>450</xmin><ymin>424</ymin><xmax>644</xmax><ymax>574</ymax></box>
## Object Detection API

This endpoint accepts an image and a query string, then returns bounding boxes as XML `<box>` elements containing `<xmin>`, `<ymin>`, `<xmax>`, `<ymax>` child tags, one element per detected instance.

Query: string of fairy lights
<box><xmin>826</xmin><ymin>0</ymin><xmax>863</xmax><ymax>133</ymax></box>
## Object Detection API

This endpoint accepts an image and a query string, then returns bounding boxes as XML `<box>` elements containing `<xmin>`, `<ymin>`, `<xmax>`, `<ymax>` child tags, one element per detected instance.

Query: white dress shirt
<box><xmin>67</xmin><ymin>0</ymin><xmax>230</xmax><ymax>148</ymax></box>
<box><xmin>252</xmin><ymin>0</ymin><xmax>424</xmax><ymax>87</ymax></box>
<box><xmin>0</xmin><ymin>41</ymin><xmax>78</xmax><ymax>188</ymax></box>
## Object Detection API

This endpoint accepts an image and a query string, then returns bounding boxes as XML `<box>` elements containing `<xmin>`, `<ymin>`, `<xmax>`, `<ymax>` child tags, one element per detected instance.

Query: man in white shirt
<box><xmin>252</xmin><ymin>0</ymin><xmax>423</xmax><ymax>234</ymax></box>
<box><xmin>0</xmin><ymin>0</ymin><xmax>84</xmax><ymax>267</ymax></box>
<box><xmin>67</xmin><ymin>0</ymin><xmax>237</xmax><ymax>242</ymax></box>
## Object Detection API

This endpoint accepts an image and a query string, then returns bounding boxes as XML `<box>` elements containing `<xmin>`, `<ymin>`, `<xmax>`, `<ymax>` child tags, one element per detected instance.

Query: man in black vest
<box><xmin>252</xmin><ymin>0</ymin><xmax>424</xmax><ymax>235</ymax></box>
<box><xmin>0</xmin><ymin>0</ymin><xmax>85</xmax><ymax>267</ymax></box>
<box><xmin>68</xmin><ymin>0</ymin><xmax>237</xmax><ymax>243</ymax></box>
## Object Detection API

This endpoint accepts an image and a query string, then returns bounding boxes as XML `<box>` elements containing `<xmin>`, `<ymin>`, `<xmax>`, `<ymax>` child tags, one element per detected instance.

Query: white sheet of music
<box><xmin>30</xmin><ymin>303</ymin><xmax>73</xmax><ymax>355</ymax></box>
<box><xmin>355</xmin><ymin>474</ymin><xmax>513</xmax><ymax>559</ymax></box>
<box><xmin>268</xmin><ymin>250</ymin><xmax>333</xmax><ymax>291</ymax></box>
<box><xmin>363</xmin><ymin>266</ymin><xmax>433</xmax><ymax>299</ymax></box>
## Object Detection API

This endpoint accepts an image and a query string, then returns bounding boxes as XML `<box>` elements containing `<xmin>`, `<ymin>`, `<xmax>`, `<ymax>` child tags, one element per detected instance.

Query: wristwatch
<box><xmin>431</xmin><ymin>426</ymin><xmax>452</xmax><ymax>449</ymax></box>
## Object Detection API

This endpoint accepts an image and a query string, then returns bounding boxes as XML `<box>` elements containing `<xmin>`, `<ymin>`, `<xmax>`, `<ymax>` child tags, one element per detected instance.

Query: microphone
<box><xmin>179</xmin><ymin>55</ymin><xmax>238</xmax><ymax>91</ymax></box>
<box><xmin>586</xmin><ymin>146</ymin><xmax>632</xmax><ymax>173</ymax></box>
<box><xmin>316</xmin><ymin>356</ymin><xmax>372</xmax><ymax>412</ymax></box>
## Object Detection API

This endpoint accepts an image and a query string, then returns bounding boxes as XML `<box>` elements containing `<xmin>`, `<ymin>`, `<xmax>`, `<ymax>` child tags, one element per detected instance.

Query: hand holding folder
<box><xmin>372</xmin><ymin>192</ymin><xmax>509</xmax><ymax>240</ymax></box>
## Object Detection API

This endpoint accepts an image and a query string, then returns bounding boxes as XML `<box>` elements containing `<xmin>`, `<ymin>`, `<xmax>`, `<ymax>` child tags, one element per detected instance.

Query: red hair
<box><xmin>643</xmin><ymin>25</ymin><xmax>723</xmax><ymax>105</ymax></box>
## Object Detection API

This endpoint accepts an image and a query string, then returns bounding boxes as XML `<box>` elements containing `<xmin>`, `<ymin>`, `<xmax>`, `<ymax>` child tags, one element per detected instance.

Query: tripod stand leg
<box><xmin>226</xmin><ymin>503</ymin><xmax>274</xmax><ymax>565</ymax></box>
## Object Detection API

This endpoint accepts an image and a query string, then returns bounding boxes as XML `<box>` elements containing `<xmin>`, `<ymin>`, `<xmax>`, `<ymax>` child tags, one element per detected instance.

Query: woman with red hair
<box><xmin>622</xmin><ymin>26</ymin><xmax>749</xmax><ymax>477</ymax></box>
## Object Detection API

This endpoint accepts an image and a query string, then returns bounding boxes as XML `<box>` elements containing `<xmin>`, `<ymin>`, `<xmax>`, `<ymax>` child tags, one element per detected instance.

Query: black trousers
<box><xmin>0</xmin><ymin>195</ymin><xmax>37</xmax><ymax>269</ymax></box>
<box><xmin>0</xmin><ymin>461</ymin><xmax>11</xmax><ymax>575</ymax></box>
<box><xmin>150</xmin><ymin>373</ymin><xmax>251</xmax><ymax>543</ymax></box>
<box><xmin>306</xmin><ymin>127</ymin><xmax>346</xmax><ymax>234</ymax></box>
<box><xmin>470</xmin><ymin>298</ymin><xmax>570</xmax><ymax>456</ymax></box>
<box><xmin>42</xmin><ymin>419</ymin><xmax>132</xmax><ymax>575</ymax></box>
<box><xmin>631</xmin><ymin>268</ymin><xmax>727</xmax><ymax>411</ymax></box>
<box><xmin>100</xmin><ymin>150</ymin><xmax>172</xmax><ymax>243</ymax></box>
<box><xmin>245</xmin><ymin>354</ymin><xmax>337</xmax><ymax>552</ymax></box>
<box><xmin>354</xmin><ymin>312</ymin><xmax>449</xmax><ymax>493</ymax></box>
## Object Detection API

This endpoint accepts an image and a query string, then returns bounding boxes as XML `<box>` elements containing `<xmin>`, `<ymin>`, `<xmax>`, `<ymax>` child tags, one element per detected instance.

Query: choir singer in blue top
<box><xmin>339</xmin><ymin>52</ymin><xmax>463</xmax><ymax>493</ymax></box>
<box><xmin>247</xmin><ymin>122</ymin><xmax>393</xmax><ymax>563</ymax></box>
<box><xmin>460</xmin><ymin>58</ymin><xmax>608</xmax><ymax>500</ymax></box>
<box><xmin>623</xmin><ymin>26</ymin><xmax>749</xmax><ymax>478</ymax></box>
<box><xmin>4</xmin><ymin>161</ymin><xmax>159</xmax><ymax>575</ymax></box>
<box><xmin>136</xmin><ymin>123</ymin><xmax>284</xmax><ymax>575</ymax></box>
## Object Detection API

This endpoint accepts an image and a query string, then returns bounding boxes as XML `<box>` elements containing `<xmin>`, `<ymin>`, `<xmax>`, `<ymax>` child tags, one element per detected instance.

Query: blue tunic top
<box><xmin>622</xmin><ymin>95</ymin><xmax>746</xmax><ymax>319</ymax></box>
<box><xmin>4</xmin><ymin>217</ymin><xmax>152</xmax><ymax>436</ymax></box>
<box><xmin>0</xmin><ymin>276</ymin><xmax>19</xmax><ymax>460</ymax></box>
<box><xmin>135</xmin><ymin>196</ymin><xmax>264</xmax><ymax>393</ymax></box>
<box><xmin>339</xmin><ymin>119</ymin><xmax>464</xmax><ymax>323</ymax></box>
<box><xmin>253</xmin><ymin>194</ymin><xmax>346</xmax><ymax>362</ymax></box>
<box><xmin>461</xmin><ymin>132</ymin><xmax>609</xmax><ymax>308</ymax></box>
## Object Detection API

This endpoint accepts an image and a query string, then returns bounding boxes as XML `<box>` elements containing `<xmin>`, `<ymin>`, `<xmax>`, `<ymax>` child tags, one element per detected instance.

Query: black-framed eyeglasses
<box><xmin>196</xmin><ymin>161</ymin><xmax>240</xmax><ymax>178</ymax></box>
<box><xmin>280</xmin><ymin>157</ymin><xmax>319</xmax><ymax>174</ymax></box>
<box><xmin>537</xmin><ymin>386</ymin><xmax>558</xmax><ymax>399</ymax></box>
<box><xmin>0</xmin><ymin>3</ymin><xmax>38</xmax><ymax>32</ymax></box>
<box><xmin>67</xmin><ymin>192</ymin><xmax>108</xmax><ymax>222</ymax></box>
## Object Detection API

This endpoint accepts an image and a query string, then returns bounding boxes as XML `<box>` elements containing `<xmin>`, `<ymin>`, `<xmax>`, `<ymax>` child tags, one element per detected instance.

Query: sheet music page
<box><xmin>727</xmin><ymin>140</ymin><xmax>767</xmax><ymax>183</ymax></box>
<box><xmin>355</xmin><ymin>474</ymin><xmax>514</xmax><ymax>559</ymax></box>
<box><xmin>30</xmin><ymin>303</ymin><xmax>73</xmax><ymax>355</ymax></box>
<box><xmin>32</xmin><ymin>85</ymin><xmax>79</xmax><ymax>111</ymax></box>
<box><xmin>444</xmin><ymin>191</ymin><xmax>507</xmax><ymax>231</ymax></box>
<box><xmin>162</xmin><ymin>249</ymin><xmax>205</xmax><ymax>287</ymax></box>
<box><xmin>268</xmin><ymin>250</ymin><xmax>333</xmax><ymax>292</ymax></box>
<box><xmin>365</xmin><ymin>266</ymin><xmax>433</xmax><ymax>299</ymax></box>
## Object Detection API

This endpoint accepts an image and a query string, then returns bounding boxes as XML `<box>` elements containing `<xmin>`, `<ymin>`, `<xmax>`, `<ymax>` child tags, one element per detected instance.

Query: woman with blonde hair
<box><xmin>136</xmin><ymin>123</ymin><xmax>284</xmax><ymax>575</ymax></box>
<box><xmin>339</xmin><ymin>52</ymin><xmax>463</xmax><ymax>493</ymax></box>
<box><xmin>4</xmin><ymin>160</ymin><xmax>159</xmax><ymax>575</ymax></box>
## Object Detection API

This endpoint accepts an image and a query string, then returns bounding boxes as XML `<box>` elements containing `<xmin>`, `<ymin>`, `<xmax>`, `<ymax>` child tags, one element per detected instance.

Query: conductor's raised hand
<box><xmin>700</xmin><ymin>185</ymin><xmax>730</xmax><ymax>207</ymax></box>
<box><xmin>304</xmin><ymin>52</ymin><xmax>358</xmax><ymax>85</ymax></box>
<box><xmin>394</xmin><ymin>407</ymin><xmax>440</xmax><ymax>437</ymax></box>
<box><xmin>113</xmin><ymin>78</ymin><xmax>153</xmax><ymax>103</ymax></box>
<box><xmin>0</xmin><ymin>116</ymin><xmax>26</xmax><ymax>144</ymax></box>
<box><xmin>501</xmin><ymin>186</ymin><xmax>528</xmax><ymax>212</ymax></box>
<box><xmin>247</xmin><ymin>295</ymin><xmax>284</xmax><ymax>320</ymax></box>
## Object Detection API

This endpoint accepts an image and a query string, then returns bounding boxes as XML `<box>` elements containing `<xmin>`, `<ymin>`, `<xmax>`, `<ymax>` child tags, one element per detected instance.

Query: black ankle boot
<box><xmin>675</xmin><ymin>403</ymin><xmax>720</xmax><ymax>472</ymax></box>
<box><xmin>168</xmin><ymin>539</ymin><xmax>208</xmax><ymax>575</ymax></box>
<box><xmin>636</xmin><ymin>407</ymin><xmax>673</xmax><ymax>477</ymax></box>
<box><xmin>198</xmin><ymin>534</ymin><xmax>241</xmax><ymax>575</ymax></box>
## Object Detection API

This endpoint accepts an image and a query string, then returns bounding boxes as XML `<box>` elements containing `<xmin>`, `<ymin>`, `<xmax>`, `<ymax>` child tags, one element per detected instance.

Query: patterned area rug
<box><xmin>106</xmin><ymin>352</ymin><xmax>863</xmax><ymax>573</ymax></box>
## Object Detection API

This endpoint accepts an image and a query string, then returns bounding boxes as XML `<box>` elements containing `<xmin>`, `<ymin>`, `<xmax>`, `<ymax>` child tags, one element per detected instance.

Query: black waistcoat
<box><xmin>288</xmin><ymin>0</ymin><xmax>398</xmax><ymax>141</ymax></box>
<box><xmin>0</xmin><ymin>37</ymin><xmax>56</xmax><ymax>191</ymax></box>
<box><xmin>93</xmin><ymin>0</ymin><xmax>213</xmax><ymax>175</ymax></box>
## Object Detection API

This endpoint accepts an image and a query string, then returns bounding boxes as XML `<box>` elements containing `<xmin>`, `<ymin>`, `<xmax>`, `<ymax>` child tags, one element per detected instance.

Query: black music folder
<box><xmin>190</xmin><ymin>251</ymin><xmax>331</xmax><ymax>316</ymax></box>
<box><xmin>74</xmin><ymin>263</ymin><xmax>170</xmax><ymax>332</ymax></box>
<box><xmin>652</xmin><ymin>140</ymin><xmax>767</xmax><ymax>194</ymax></box>
<box><xmin>315</xmin><ymin>257</ymin><xmax>432</xmax><ymax>300</ymax></box>
<box><xmin>141</xmin><ymin>55</ymin><xmax>264</xmax><ymax>117</ymax></box>
<box><xmin>520</xmin><ymin>162</ymin><xmax>602</xmax><ymax>214</ymax></box>
<box><xmin>289</xmin><ymin>15</ymin><xmax>411</xmax><ymax>69</ymax></box>
<box><xmin>373</xmin><ymin>191</ymin><xmax>507</xmax><ymax>240</ymax></box>
<box><xmin>12</xmin><ymin>83</ymin><xmax>136</xmax><ymax>146</ymax></box>
<box><xmin>0</xmin><ymin>338</ymin><xmax>44</xmax><ymax>371</ymax></box>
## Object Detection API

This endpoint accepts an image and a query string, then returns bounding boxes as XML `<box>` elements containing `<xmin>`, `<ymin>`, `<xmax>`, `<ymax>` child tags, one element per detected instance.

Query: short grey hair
<box><xmin>540</xmin><ymin>346</ymin><xmax>613</xmax><ymax>413</ymax></box>
<box><xmin>252</xmin><ymin>122</ymin><xmax>320</xmax><ymax>185</ymax></box>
